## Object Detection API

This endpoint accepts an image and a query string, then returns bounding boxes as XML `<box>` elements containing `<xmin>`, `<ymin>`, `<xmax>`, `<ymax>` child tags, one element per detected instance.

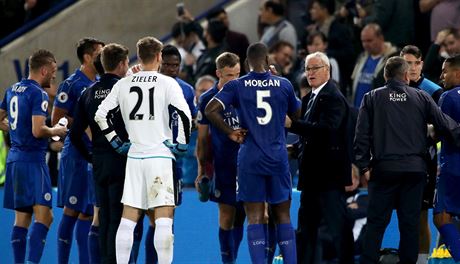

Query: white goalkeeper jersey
<box><xmin>95</xmin><ymin>70</ymin><xmax>192</xmax><ymax>159</ymax></box>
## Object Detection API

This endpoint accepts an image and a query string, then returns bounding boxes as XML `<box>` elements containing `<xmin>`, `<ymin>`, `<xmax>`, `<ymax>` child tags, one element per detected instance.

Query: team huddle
<box><xmin>0</xmin><ymin>36</ymin><xmax>301</xmax><ymax>264</ymax></box>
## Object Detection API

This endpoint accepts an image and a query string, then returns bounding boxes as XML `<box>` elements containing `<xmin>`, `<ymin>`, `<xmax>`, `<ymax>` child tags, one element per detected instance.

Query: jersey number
<box><xmin>256</xmin><ymin>90</ymin><xmax>272</xmax><ymax>125</ymax></box>
<box><xmin>9</xmin><ymin>96</ymin><xmax>18</xmax><ymax>130</ymax></box>
<box><xmin>129</xmin><ymin>86</ymin><xmax>155</xmax><ymax>120</ymax></box>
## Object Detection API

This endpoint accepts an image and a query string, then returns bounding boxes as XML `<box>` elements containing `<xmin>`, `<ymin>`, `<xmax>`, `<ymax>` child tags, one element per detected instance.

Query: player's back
<box><xmin>3</xmin><ymin>80</ymin><xmax>48</xmax><ymax>161</ymax></box>
<box><xmin>219</xmin><ymin>71</ymin><xmax>299</xmax><ymax>175</ymax></box>
<box><xmin>116</xmin><ymin>71</ymin><xmax>191</xmax><ymax>158</ymax></box>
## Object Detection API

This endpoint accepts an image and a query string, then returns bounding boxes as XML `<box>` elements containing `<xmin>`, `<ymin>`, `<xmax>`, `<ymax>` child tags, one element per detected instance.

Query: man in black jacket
<box><xmin>69</xmin><ymin>43</ymin><xmax>130</xmax><ymax>264</ymax></box>
<box><xmin>354</xmin><ymin>56</ymin><xmax>460</xmax><ymax>264</ymax></box>
<box><xmin>286</xmin><ymin>51</ymin><xmax>354</xmax><ymax>264</ymax></box>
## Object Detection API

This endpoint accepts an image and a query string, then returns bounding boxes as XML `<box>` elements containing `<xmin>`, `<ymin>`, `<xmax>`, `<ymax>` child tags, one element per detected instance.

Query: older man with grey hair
<box><xmin>354</xmin><ymin>56</ymin><xmax>460</xmax><ymax>264</ymax></box>
<box><xmin>286</xmin><ymin>51</ymin><xmax>354</xmax><ymax>264</ymax></box>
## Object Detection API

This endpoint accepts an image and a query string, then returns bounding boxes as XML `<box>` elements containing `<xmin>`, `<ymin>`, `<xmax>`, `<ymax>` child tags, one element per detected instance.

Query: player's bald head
<box><xmin>137</xmin><ymin>36</ymin><xmax>163</xmax><ymax>64</ymax></box>
<box><xmin>247</xmin><ymin>42</ymin><xmax>268</xmax><ymax>67</ymax></box>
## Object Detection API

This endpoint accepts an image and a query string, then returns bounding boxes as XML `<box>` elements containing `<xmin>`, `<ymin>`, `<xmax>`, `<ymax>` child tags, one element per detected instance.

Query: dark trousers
<box><xmin>360</xmin><ymin>171</ymin><xmax>425</xmax><ymax>264</ymax></box>
<box><xmin>95</xmin><ymin>179</ymin><xmax>124</xmax><ymax>264</ymax></box>
<box><xmin>296</xmin><ymin>189</ymin><xmax>354</xmax><ymax>264</ymax></box>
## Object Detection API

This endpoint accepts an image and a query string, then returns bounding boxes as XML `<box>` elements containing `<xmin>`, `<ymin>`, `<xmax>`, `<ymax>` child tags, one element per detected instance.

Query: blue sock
<box><xmin>276</xmin><ymin>223</ymin><xmax>296</xmax><ymax>264</ymax></box>
<box><xmin>247</xmin><ymin>224</ymin><xmax>266</xmax><ymax>264</ymax></box>
<box><xmin>75</xmin><ymin>219</ymin><xmax>91</xmax><ymax>264</ymax></box>
<box><xmin>266</xmin><ymin>224</ymin><xmax>277</xmax><ymax>263</ymax></box>
<box><xmin>27</xmin><ymin>222</ymin><xmax>49</xmax><ymax>263</ymax></box>
<box><xmin>129</xmin><ymin>220</ymin><xmax>143</xmax><ymax>264</ymax></box>
<box><xmin>233</xmin><ymin>226</ymin><xmax>244</xmax><ymax>260</ymax></box>
<box><xmin>88</xmin><ymin>225</ymin><xmax>100</xmax><ymax>264</ymax></box>
<box><xmin>145</xmin><ymin>225</ymin><xmax>158</xmax><ymax>264</ymax></box>
<box><xmin>11</xmin><ymin>226</ymin><xmax>28</xmax><ymax>264</ymax></box>
<box><xmin>57</xmin><ymin>214</ymin><xmax>77</xmax><ymax>264</ymax></box>
<box><xmin>219</xmin><ymin>228</ymin><xmax>235</xmax><ymax>263</ymax></box>
<box><xmin>439</xmin><ymin>223</ymin><xmax>460</xmax><ymax>261</ymax></box>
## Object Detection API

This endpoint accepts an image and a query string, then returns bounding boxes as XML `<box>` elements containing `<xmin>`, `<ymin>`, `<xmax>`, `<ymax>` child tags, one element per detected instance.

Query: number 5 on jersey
<box><xmin>256</xmin><ymin>90</ymin><xmax>272</xmax><ymax>125</ymax></box>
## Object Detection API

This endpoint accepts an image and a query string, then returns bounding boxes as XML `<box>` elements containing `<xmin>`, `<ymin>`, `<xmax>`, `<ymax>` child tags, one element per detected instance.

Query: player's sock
<box><xmin>27</xmin><ymin>222</ymin><xmax>49</xmax><ymax>263</ymax></box>
<box><xmin>11</xmin><ymin>226</ymin><xmax>28</xmax><ymax>264</ymax></box>
<box><xmin>116</xmin><ymin>218</ymin><xmax>137</xmax><ymax>264</ymax></box>
<box><xmin>276</xmin><ymin>223</ymin><xmax>296</xmax><ymax>264</ymax></box>
<box><xmin>129</xmin><ymin>219</ymin><xmax>143</xmax><ymax>264</ymax></box>
<box><xmin>154</xmin><ymin>218</ymin><xmax>174</xmax><ymax>264</ymax></box>
<box><xmin>233</xmin><ymin>226</ymin><xmax>244</xmax><ymax>260</ymax></box>
<box><xmin>88</xmin><ymin>225</ymin><xmax>100</xmax><ymax>264</ymax></box>
<box><xmin>265</xmin><ymin>224</ymin><xmax>277</xmax><ymax>263</ymax></box>
<box><xmin>438</xmin><ymin>223</ymin><xmax>460</xmax><ymax>261</ymax></box>
<box><xmin>57</xmin><ymin>214</ymin><xmax>77</xmax><ymax>263</ymax></box>
<box><xmin>145</xmin><ymin>225</ymin><xmax>158</xmax><ymax>264</ymax></box>
<box><xmin>75</xmin><ymin>219</ymin><xmax>91</xmax><ymax>264</ymax></box>
<box><xmin>219</xmin><ymin>228</ymin><xmax>235</xmax><ymax>263</ymax></box>
<box><xmin>247</xmin><ymin>224</ymin><xmax>266</xmax><ymax>264</ymax></box>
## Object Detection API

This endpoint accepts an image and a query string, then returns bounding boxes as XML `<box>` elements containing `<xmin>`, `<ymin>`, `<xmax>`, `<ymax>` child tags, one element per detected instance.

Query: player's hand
<box><xmin>110</xmin><ymin>136</ymin><xmax>131</xmax><ymax>155</ymax></box>
<box><xmin>54</xmin><ymin>125</ymin><xmax>68</xmax><ymax>138</ymax></box>
<box><xmin>130</xmin><ymin>64</ymin><xmax>143</xmax><ymax>74</ymax></box>
<box><xmin>228</xmin><ymin>129</ymin><xmax>247</xmax><ymax>144</ymax></box>
<box><xmin>285</xmin><ymin>115</ymin><xmax>292</xmax><ymax>128</ymax></box>
<box><xmin>163</xmin><ymin>140</ymin><xmax>188</xmax><ymax>157</ymax></box>
<box><xmin>195</xmin><ymin>174</ymin><xmax>205</xmax><ymax>193</ymax></box>
<box><xmin>269</xmin><ymin>65</ymin><xmax>279</xmax><ymax>76</ymax></box>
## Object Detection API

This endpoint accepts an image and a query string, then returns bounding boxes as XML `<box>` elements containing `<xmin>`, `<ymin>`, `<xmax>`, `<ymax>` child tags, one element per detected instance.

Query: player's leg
<box><xmin>116</xmin><ymin>205</ymin><xmax>142</xmax><ymax>264</ymax></box>
<box><xmin>12</xmin><ymin>210</ymin><xmax>32</xmax><ymax>264</ymax></box>
<box><xmin>128</xmin><ymin>213</ymin><xmax>144</xmax><ymax>263</ymax></box>
<box><xmin>434</xmin><ymin>211</ymin><xmax>460</xmax><ymax>261</ymax></box>
<box><xmin>28</xmin><ymin>204</ymin><xmax>53</xmax><ymax>264</ymax></box>
<box><xmin>145</xmin><ymin>211</ymin><xmax>158</xmax><ymax>264</ymax></box>
<box><xmin>244</xmin><ymin>202</ymin><xmax>267</xmax><ymax>264</ymax></box>
<box><xmin>150</xmin><ymin>206</ymin><xmax>174</xmax><ymax>264</ymax></box>
<box><xmin>106</xmin><ymin>179</ymin><xmax>125</xmax><ymax>264</ymax></box>
<box><xmin>265</xmin><ymin>205</ymin><xmax>277</xmax><ymax>263</ymax></box>
<box><xmin>58</xmin><ymin>206</ymin><xmax>79</xmax><ymax>263</ymax></box>
<box><xmin>418</xmin><ymin>209</ymin><xmax>430</xmax><ymax>264</ymax></box>
<box><xmin>88</xmin><ymin>206</ymin><xmax>100</xmax><ymax>264</ymax></box>
<box><xmin>74</xmin><ymin>211</ymin><xmax>93</xmax><ymax>264</ymax></box>
<box><xmin>232</xmin><ymin>203</ymin><xmax>245</xmax><ymax>260</ymax></box>
<box><xmin>218</xmin><ymin>203</ymin><xmax>236</xmax><ymax>263</ymax></box>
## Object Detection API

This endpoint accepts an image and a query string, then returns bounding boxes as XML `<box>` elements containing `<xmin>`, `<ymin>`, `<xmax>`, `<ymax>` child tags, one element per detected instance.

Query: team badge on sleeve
<box><xmin>41</xmin><ymin>101</ymin><xmax>48</xmax><ymax>112</ymax></box>
<box><xmin>197</xmin><ymin>111</ymin><xmax>203</xmax><ymax>122</ymax></box>
<box><xmin>57</xmin><ymin>92</ymin><xmax>69</xmax><ymax>103</ymax></box>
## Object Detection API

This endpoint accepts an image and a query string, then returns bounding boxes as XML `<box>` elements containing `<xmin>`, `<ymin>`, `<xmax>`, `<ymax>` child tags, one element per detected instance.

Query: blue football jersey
<box><xmin>214</xmin><ymin>71</ymin><xmax>300</xmax><ymax>175</ymax></box>
<box><xmin>0</xmin><ymin>79</ymin><xmax>49</xmax><ymax>162</ymax></box>
<box><xmin>198</xmin><ymin>85</ymin><xmax>240</xmax><ymax>174</ymax></box>
<box><xmin>170</xmin><ymin>77</ymin><xmax>197</xmax><ymax>143</ymax></box>
<box><xmin>439</xmin><ymin>86</ymin><xmax>460</xmax><ymax>174</ymax></box>
<box><xmin>55</xmin><ymin>69</ymin><xmax>93</xmax><ymax>157</ymax></box>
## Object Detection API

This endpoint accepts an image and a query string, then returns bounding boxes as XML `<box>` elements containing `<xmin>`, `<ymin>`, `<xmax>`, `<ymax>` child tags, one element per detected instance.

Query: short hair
<box><xmin>136</xmin><ymin>36</ymin><xmax>163</xmax><ymax>64</ymax></box>
<box><xmin>305</xmin><ymin>52</ymin><xmax>330</xmax><ymax>68</ymax></box>
<box><xmin>444</xmin><ymin>54</ymin><xmax>460</xmax><ymax>69</ymax></box>
<box><xmin>101</xmin><ymin>43</ymin><xmax>129</xmax><ymax>72</ymax></box>
<box><xmin>161</xmin><ymin>44</ymin><xmax>181</xmax><ymax>60</ymax></box>
<box><xmin>206</xmin><ymin>7</ymin><xmax>226</xmax><ymax>21</ymax></box>
<box><xmin>264</xmin><ymin>0</ymin><xmax>284</xmax><ymax>16</ymax></box>
<box><xmin>195</xmin><ymin>75</ymin><xmax>216</xmax><ymax>89</ymax></box>
<box><xmin>206</xmin><ymin>20</ymin><xmax>228</xmax><ymax>44</ymax></box>
<box><xmin>445</xmin><ymin>27</ymin><xmax>460</xmax><ymax>40</ymax></box>
<box><xmin>247</xmin><ymin>42</ymin><xmax>269</xmax><ymax>65</ymax></box>
<box><xmin>384</xmin><ymin>56</ymin><xmax>409</xmax><ymax>80</ymax></box>
<box><xmin>171</xmin><ymin>21</ymin><xmax>199</xmax><ymax>38</ymax></box>
<box><xmin>269</xmin><ymin>40</ymin><xmax>294</xmax><ymax>53</ymax></box>
<box><xmin>312</xmin><ymin>0</ymin><xmax>335</xmax><ymax>15</ymax></box>
<box><xmin>362</xmin><ymin>23</ymin><xmax>383</xmax><ymax>38</ymax></box>
<box><xmin>76</xmin><ymin>37</ymin><xmax>105</xmax><ymax>64</ymax></box>
<box><xmin>306</xmin><ymin>31</ymin><xmax>327</xmax><ymax>45</ymax></box>
<box><xmin>93</xmin><ymin>53</ymin><xmax>105</xmax><ymax>75</ymax></box>
<box><xmin>400</xmin><ymin>45</ymin><xmax>422</xmax><ymax>59</ymax></box>
<box><xmin>29</xmin><ymin>49</ymin><xmax>56</xmax><ymax>72</ymax></box>
<box><xmin>215</xmin><ymin>52</ymin><xmax>240</xmax><ymax>70</ymax></box>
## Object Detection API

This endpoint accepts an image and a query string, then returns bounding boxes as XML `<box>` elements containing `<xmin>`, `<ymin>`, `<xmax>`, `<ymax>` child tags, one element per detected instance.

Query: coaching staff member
<box><xmin>354</xmin><ymin>56</ymin><xmax>460</xmax><ymax>264</ymax></box>
<box><xmin>285</xmin><ymin>51</ymin><xmax>354</xmax><ymax>264</ymax></box>
<box><xmin>70</xmin><ymin>43</ymin><xmax>130</xmax><ymax>263</ymax></box>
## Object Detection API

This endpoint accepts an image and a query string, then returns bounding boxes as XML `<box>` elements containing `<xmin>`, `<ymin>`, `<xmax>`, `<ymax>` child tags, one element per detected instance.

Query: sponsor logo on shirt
<box><xmin>389</xmin><ymin>91</ymin><xmax>407</xmax><ymax>102</ymax></box>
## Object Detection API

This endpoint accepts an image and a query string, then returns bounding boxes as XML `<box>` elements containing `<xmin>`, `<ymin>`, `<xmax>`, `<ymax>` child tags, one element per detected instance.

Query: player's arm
<box><xmin>69</xmin><ymin>94</ymin><xmax>92</xmax><ymax>162</ymax></box>
<box><xmin>0</xmin><ymin>109</ymin><xmax>8</xmax><ymax>131</ymax></box>
<box><xmin>51</xmin><ymin>106</ymin><xmax>71</xmax><ymax>126</ymax></box>
<box><xmin>32</xmin><ymin>115</ymin><xmax>67</xmax><ymax>139</ymax></box>
<box><xmin>195</xmin><ymin>123</ymin><xmax>210</xmax><ymax>184</ymax></box>
<box><xmin>168</xmin><ymin>82</ymin><xmax>193</xmax><ymax>154</ymax></box>
<box><xmin>205</xmin><ymin>99</ymin><xmax>245</xmax><ymax>144</ymax></box>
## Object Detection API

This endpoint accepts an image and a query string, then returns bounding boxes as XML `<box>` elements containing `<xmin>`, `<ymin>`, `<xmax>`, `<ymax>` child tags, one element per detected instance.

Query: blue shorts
<box><xmin>237</xmin><ymin>169</ymin><xmax>292</xmax><ymax>204</ymax></box>
<box><xmin>433</xmin><ymin>171</ymin><xmax>460</xmax><ymax>216</ymax></box>
<box><xmin>57</xmin><ymin>154</ymin><xmax>94</xmax><ymax>215</ymax></box>
<box><xmin>87</xmin><ymin>163</ymin><xmax>97</xmax><ymax>206</ymax></box>
<box><xmin>210</xmin><ymin>170</ymin><xmax>238</xmax><ymax>206</ymax></box>
<box><xmin>3</xmin><ymin>161</ymin><xmax>52</xmax><ymax>211</ymax></box>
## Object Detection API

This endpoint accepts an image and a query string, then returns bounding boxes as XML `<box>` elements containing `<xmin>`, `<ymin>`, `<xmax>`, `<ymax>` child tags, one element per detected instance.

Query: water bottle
<box><xmin>51</xmin><ymin>117</ymin><xmax>68</xmax><ymax>141</ymax></box>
